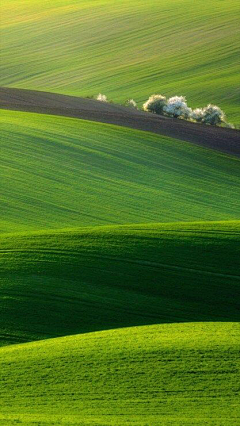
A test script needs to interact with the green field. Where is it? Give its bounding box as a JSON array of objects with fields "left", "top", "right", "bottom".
[
  {"left": 1, "top": 0, "right": 240, "bottom": 417},
  {"left": 1, "top": 220, "right": 240, "bottom": 346},
  {"left": 1, "top": 0, "right": 240, "bottom": 124},
  {"left": 0, "top": 106, "right": 240, "bottom": 423},
  {"left": 1, "top": 110, "right": 240, "bottom": 233},
  {"left": 0, "top": 323, "right": 239, "bottom": 424}
]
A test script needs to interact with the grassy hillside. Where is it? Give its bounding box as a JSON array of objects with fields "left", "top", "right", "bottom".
[
  {"left": 0, "top": 322, "right": 239, "bottom": 424},
  {"left": 1, "top": 2, "right": 239, "bottom": 422},
  {"left": 1, "top": 110, "right": 240, "bottom": 233},
  {"left": 1, "top": 0, "right": 240, "bottom": 124},
  {"left": 1, "top": 221, "right": 239, "bottom": 346}
]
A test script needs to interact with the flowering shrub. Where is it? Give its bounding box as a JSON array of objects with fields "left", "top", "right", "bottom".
[
  {"left": 142, "top": 93, "right": 231, "bottom": 127},
  {"left": 143, "top": 94, "right": 167, "bottom": 114},
  {"left": 191, "top": 108, "right": 205, "bottom": 123},
  {"left": 94, "top": 91, "right": 232, "bottom": 128},
  {"left": 126, "top": 99, "right": 138, "bottom": 109},
  {"left": 163, "top": 96, "right": 192, "bottom": 119},
  {"left": 97, "top": 93, "right": 108, "bottom": 102},
  {"left": 201, "top": 104, "right": 225, "bottom": 126},
  {"left": 191, "top": 105, "right": 226, "bottom": 125}
]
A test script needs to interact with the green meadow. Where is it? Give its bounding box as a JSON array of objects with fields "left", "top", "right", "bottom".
[
  {"left": 0, "top": 108, "right": 240, "bottom": 423},
  {"left": 1, "top": 220, "right": 239, "bottom": 346},
  {"left": 1, "top": 0, "right": 240, "bottom": 123},
  {"left": 0, "top": 323, "right": 239, "bottom": 424},
  {"left": 1, "top": 1, "right": 240, "bottom": 420},
  {"left": 1, "top": 110, "right": 240, "bottom": 233}
]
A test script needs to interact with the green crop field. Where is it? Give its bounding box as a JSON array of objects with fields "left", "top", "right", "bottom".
[
  {"left": 0, "top": 108, "right": 240, "bottom": 423},
  {"left": 1, "top": 110, "right": 240, "bottom": 233},
  {"left": 0, "top": 322, "right": 239, "bottom": 425},
  {"left": 1, "top": 1, "right": 240, "bottom": 421},
  {"left": 0, "top": 220, "right": 240, "bottom": 346},
  {"left": 1, "top": 0, "right": 240, "bottom": 124}
]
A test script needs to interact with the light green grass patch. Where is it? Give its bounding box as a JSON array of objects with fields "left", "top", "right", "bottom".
[
  {"left": 0, "top": 322, "right": 239, "bottom": 424},
  {"left": 1, "top": 0, "right": 240, "bottom": 123},
  {"left": 1, "top": 110, "right": 240, "bottom": 233}
]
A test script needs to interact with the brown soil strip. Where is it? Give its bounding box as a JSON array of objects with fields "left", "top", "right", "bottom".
[{"left": 1, "top": 87, "right": 239, "bottom": 157}]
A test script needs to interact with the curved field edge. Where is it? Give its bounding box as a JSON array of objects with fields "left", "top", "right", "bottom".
[
  {"left": 1, "top": 109, "right": 240, "bottom": 233},
  {"left": 1, "top": 0, "right": 240, "bottom": 124},
  {"left": 1, "top": 220, "right": 240, "bottom": 346},
  {"left": 0, "top": 322, "right": 239, "bottom": 425},
  {"left": 1, "top": 88, "right": 240, "bottom": 158}
]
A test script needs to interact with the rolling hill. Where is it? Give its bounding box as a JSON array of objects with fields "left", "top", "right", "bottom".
[
  {"left": 1, "top": 0, "right": 240, "bottom": 124},
  {"left": 1, "top": 221, "right": 239, "bottom": 346},
  {"left": 1, "top": 1, "right": 240, "bottom": 424},
  {"left": 1, "top": 87, "right": 240, "bottom": 157},
  {"left": 0, "top": 322, "right": 239, "bottom": 424},
  {"left": 1, "top": 109, "right": 240, "bottom": 233}
]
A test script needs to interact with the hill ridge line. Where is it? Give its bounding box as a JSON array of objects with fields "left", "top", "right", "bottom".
[
  {"left": 0, "top": 219, "right": 239, "bottom": 238},
  {"left": 1, "top": 247, "right": 239, "bottom": 280},
  {"left": 1, "top": 87, "right": 240, "bottom": 157}
]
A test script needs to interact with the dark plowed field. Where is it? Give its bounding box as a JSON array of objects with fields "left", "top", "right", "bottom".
[{"left": 1, "top": 87, "right": 239, "bottom": 156}]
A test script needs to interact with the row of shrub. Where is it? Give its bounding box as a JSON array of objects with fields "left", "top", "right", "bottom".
[
  {"left": 96, "top": 93, "right": 233, "bottom": 127},
  {"left": 142, "top": 95, "right": 230, "bottom": 126}
]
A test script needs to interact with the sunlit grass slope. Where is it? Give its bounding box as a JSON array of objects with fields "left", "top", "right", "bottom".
[
  {"left": 1, "top": 110, "right": 240, "bottom": 233},
  {"left": 0, "top": 323, "right": 239, "bottom": 425},
  {"left": 1, "top": 221, "right": 239, "bottom": 346},
  {"left": 1, "top": 0, "right": 240, "bottom": 123}
]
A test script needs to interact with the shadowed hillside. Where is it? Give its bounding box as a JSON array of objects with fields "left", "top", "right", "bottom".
[{"left": 1, "top": 221, "right": 239, "bottom": 346}]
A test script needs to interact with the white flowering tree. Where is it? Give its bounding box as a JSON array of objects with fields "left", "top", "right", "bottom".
[
  {"left": 97, "top": 93, "right": 108, "bottom": 102},
  {"left": 163, "top": 96, "right": 192, "bottom": 119},
  {"left": 191, "top": 108, "right": 205, "bottom": 123},
  {"left": 126, "top": 99, "right": 138, "bottom": 109},
  {"left": 143, "top": 95, "right": 167, "bottom": 114},
  {"left": 191, "top": 105, "right": 226, "bottom": 126},
  {"left": 201, "top": 104, "right": 225, "bottom": 126}
]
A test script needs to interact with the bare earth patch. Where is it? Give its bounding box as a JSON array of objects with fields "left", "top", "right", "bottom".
[{"left": 1, "top": 87, "right": 240, "bottom": 157}]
